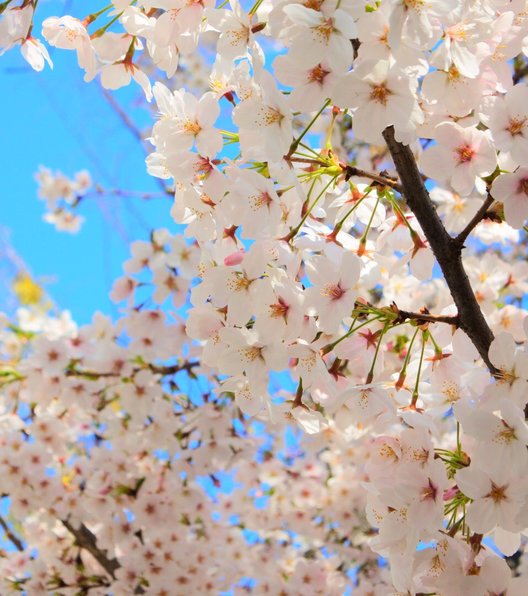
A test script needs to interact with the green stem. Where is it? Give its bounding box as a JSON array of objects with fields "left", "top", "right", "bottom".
[
  {"left": 288, "top": 99, "right": 331, "bottom": 157},
  {"left": 325, "top": 108, "right": 337, "bottom": 150},
  {"left": 298, "top": 142, "right": 322, "bottom": 158},
  {"left": 321, "top": 314, "right": 384, "bottom": 355},
  {"left": 396, "top": 326, "right": 420, "bottom": 388},
  {"left": 0, "top": 0, "right": 14, "bottom": 15},
  {"left": 91, "top": 9, "right": 126, "bottom": 38},
  {"left": 410, "top": 331, "right": 426, "bottom": 407},
  {"left": 427, "top": 329, "right": 443, "bottom": 356},
  {"left": 387, "top": 191, "right": 416, "bottom": 234},
  {"left": 333, "top": 184, "right": 374, "bottom": 233},
  {"left": 285, "top": 175, "right": 337, "bottom": 242},
  {"left": 357, "top": 193, "right": 380, "bottom": 254},
  {"left": 365, "top": 321, "right": 390, "bottom": 384},
  {"left": 248, "top": 0, "right": 264, "bottom": 15},
  {"left": 84, "top": 2, "right": 113, "bottom": 24}
]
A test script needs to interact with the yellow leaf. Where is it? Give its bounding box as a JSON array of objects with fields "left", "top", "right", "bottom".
[
  {"left": 61, "top": 471, "right": 74, "bottom": 487},
  {"left": 13, "top": 274, "right": 43, "bottom": 305}
]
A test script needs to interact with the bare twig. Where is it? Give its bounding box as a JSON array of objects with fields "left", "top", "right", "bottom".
[
  {"left": 513, "top": 60, "right": 528, "bottom": 84},
  {"left": 66, "top": 360, "right": 199, "bottom": 380},
  {"left": 99, "top": 85, "right": 146, "bottom": 147},
  {"left": 62, "top": 520, "right": 120, "bottom": 578},
  {"left": 344, "top": 165, "right": 403, "bottom": 193},
  {"left": 396, "top": 309, "right": 460, "bottom": 327},
  {"left": 148, "top": 361, "right": 200, "bottom": 376},
  {"left": 99, "top": 84, "right": 172, "bottom": 196},
  {"left": 382, "top": 126, "right": 498, "bottom": 374},
  {"left": 0, "top": 514, "right": 24, "bottom": 551},
  {"left": 454, "top": 194, "right": 495, "bottom": 247},
  {"left": 62, "top": 520, "right": 146, "bottom": 593}
]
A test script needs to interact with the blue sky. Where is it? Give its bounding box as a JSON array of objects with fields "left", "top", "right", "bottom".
[{"left": 1, "top": 0, "right": 169, "bottom": 323}]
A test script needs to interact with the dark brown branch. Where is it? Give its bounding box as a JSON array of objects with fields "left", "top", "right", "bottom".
[
  {"left": 397, "top": 309, "right": 459, "bottom": 327},
  {"left": 148, "top": 361, "right": 200, "bottom": 376},
  {"left": 66, "top": 360, "right": 199, "bottom": 379},
  {"left": 62, "top": 520, "right": 120, "bottom": 579},
  {"left": 382, "top": 126, "right": 498, "bottom": 373},
  {"left": 0, "top": 514, "right": 24, "bottom": 551},
  {"left": 62, "top": 520, "right": 147, "bottom": 593},
  {"left": 344, "top": 165, "right": 403, "bottom": 193},
  {"left": 513, "top": 61, "right": 528, "bottom": 84},
  {"left": 454, "top": 194, "right": 495, "bottom": 247}
]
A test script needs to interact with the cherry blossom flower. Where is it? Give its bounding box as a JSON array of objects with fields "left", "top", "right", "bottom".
[
  {"left": 20, "top": 37, "right": 52, "bottom": 72},
  {"left": 491, "top": 167, "right": 528, "bottom": 228},
  {"left": 206, "top": 0, "right": 253, "bottom": 63},
  {"left": 280, "top": 2, "right": 357, "bottom": 74},
  {"left": 273, "top": 55, "right": 339, "bottom": 112},
  {"left": 233, "top": 70, "right": 292, "bottom": 162},
  {"left": 152, "top": 82, "right": 222, "bottom": 157},
  {"left": 304, "top": 252, "right": 361, "bottom": 333},
  {"left": 100, "top": 61, "right": 152, "bottom": 101},
  {"left": 332, "top": 59, "right": 423, "bottom": 144},
  {"left": 42, "top": 16, "right": 95, "bottom": 79},
  {"left": 7, "top": 0, "right": 528, "bottom": 592},
  {"left": 455, "top": 464, "right": 527, "bottom": 534},
  {"left": 483, "top": 84, "right": 528, "bottom": 166},
  {"left": 420, "top": 122, "right": 497, "bottom": 196}
]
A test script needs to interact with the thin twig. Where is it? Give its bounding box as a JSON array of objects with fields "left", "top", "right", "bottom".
[
  {"left": 99, "top": 84, "right": 171, "bottom": 196},
  {"left": 148, "top": 361, "right": 200, "bottom": 376},
  {"left": 454, "top": 194, "right": 495, "bottom": 247},
  {"left": 99, "top": 85, "right": 145, "bottom": 146},
  {"left": 0, "top": 514, "right": 24, "bottom": 551},
  {"left": 344, "top": 165, "right": 403, "bottom": 193},
  {"left": 62, "top": 520, "right": 146, "bottom": 593},
  {"left": 66, "top": 360, "right": 199, "bottom": 380},
  {"left": 513, "top": 61, "right": 528, "bottom": 84},
  {"left": 62, "top": 520, "right": 120, "bottom": 578},
  {"left": 397, "top": 310, "right": 460, "bottom": 326}
]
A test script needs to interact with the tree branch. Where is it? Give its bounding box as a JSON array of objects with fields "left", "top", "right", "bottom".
[
  {"left": 513, "top": 60, "right": 528, "bottom": 84},
  {"left": 148, "top": 361, "right": 200, "bottom": 376},
  {"left": 344, "top": 165, "right": 403, "bottom": 193},
  {"left": 382, "top": 126, "right": 498, "bottom": 373},
  {"left": 454, "top": 193, "right": 495, "bottom": 247},
  {"left": 66, "top": 360, "right": 199, "bottom": 380},
  {"left": 396, "top": 309, "right": 460, "bottom": 327},
  {"left": 0, "top": 514, "right": 24, "bottom": 551},
  {"left": 62, "top": 520, "right": 120, "bottom": 579}
]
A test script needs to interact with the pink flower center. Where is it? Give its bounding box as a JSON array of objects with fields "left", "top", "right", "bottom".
[
  {"left": 486, "top": 481, "right": 508, "bottom": 504},
  {"left": 303, "top": 0, "right": 323, "bottom": 9},
  {"left": 507, "top": 116, "right": 526, "bottom": 136},
  {"left": 183, "top": 120, "right": 201, "bottom": 135},
  {"left": 250, "top": 191, "right": 273, "bottom": 210},
  {"left": 47, "top": 349, "right": 59, "bottom": 362},
  {"left": 307, "top": 64, "right": 330, "bottom": 85},
  {"left": 321, "top": 283, "right": 345, "bottom": 300},
  {"left": 421, "top": 478, "right": 438, "bottom": 502},
  {"left": 369, "top": 83, "right": 391, "bottom": 106},
  {"left": 455, "top": 144, "right": 475, "bottom": 164},
  {"left": 314, "top": 19, "right": 334, "bottom": 43},
  {"left": 269, "top": 298, "right": 289, "bottom": 320},
  {"left": 517, "top": 177, "right": 528, "bottom": 196}
]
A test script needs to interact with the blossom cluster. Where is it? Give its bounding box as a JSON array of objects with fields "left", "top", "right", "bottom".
[
  {"left": 35, "top": 167, "right": 92, "bottom": 233},
  {"left": 3, "top": 0, "right": 528, "bottom": 593}
]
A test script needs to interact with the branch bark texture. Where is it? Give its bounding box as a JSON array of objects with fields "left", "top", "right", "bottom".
[
  {"left": 382, "top": 126, "right": 497, "bottom": 373},
  {"left": 62, "top": 520, "right": 146, "bottom": 593},
  {"left": 62, "top": 520, "right": 120, "bottom": 578}
]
